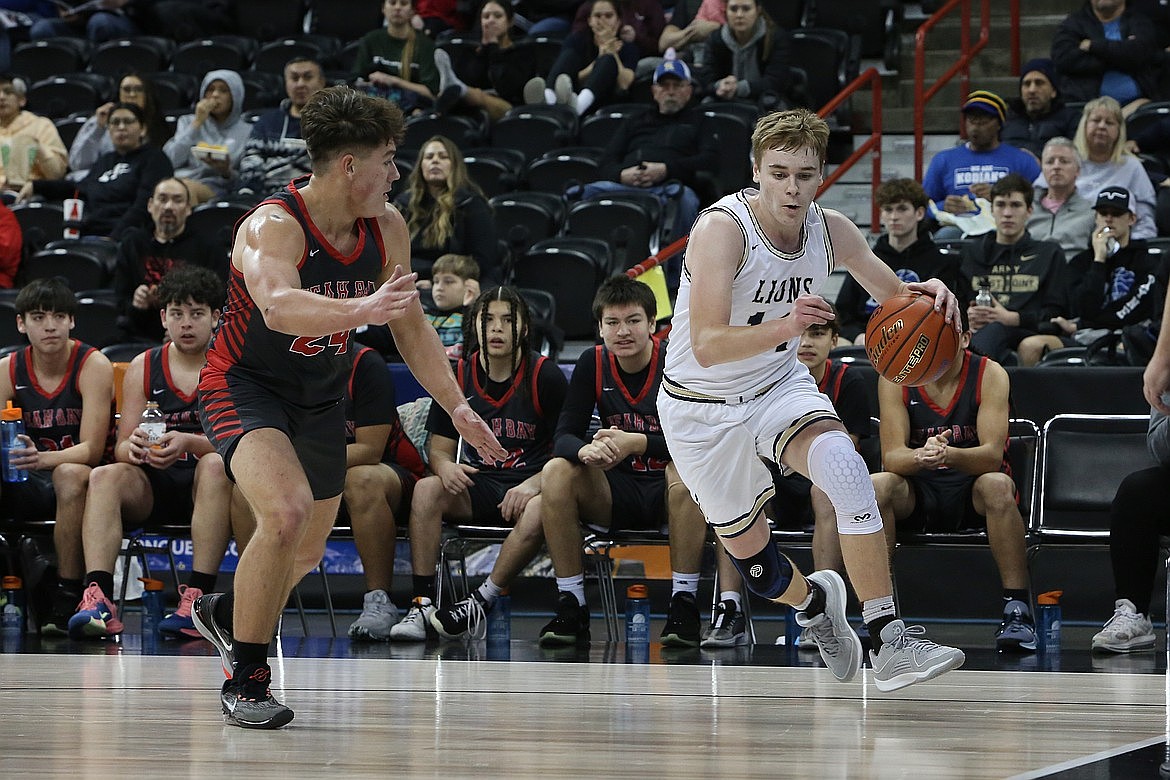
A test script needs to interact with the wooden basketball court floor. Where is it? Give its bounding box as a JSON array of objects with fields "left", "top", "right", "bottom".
[{"left": 2, "top": 621, "right": 1168, "bottom": 780}]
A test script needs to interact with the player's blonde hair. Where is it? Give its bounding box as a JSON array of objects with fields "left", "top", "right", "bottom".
[{"left": 751, "top": 108, "right": 829, "bottom": 169}]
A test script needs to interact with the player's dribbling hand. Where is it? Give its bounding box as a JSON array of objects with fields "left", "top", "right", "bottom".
[
  {"left": 906, "top": 278, "right": 960, "bottom": 332},
  {"left": 451, "top": 402, "right": 508, "bottom": 464},
  {"left": 366, "top": 265, "right": 420, "bottom": 325}
]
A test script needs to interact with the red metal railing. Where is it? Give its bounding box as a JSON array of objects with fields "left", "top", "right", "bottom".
[
  {"left": 816, "top": 67, "right": 883, "bottom": 231},
  {"left": 913, "top": 0, "right": 991, "bottom": 180}
]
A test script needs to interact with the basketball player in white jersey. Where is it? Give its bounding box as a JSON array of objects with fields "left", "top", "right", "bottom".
[{"left": 658, "top": 109, "right": 966, "bottom": 691}]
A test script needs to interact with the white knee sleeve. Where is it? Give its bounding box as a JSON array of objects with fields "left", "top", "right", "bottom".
[{"left": 805, "top": 430, "right": 883, "bottom": 535}]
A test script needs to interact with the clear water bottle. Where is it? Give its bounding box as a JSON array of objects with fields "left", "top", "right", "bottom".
[
  {"left": 975, "top": 279, "right": 994, "bottom": 308},
  {"left": 1037, "top": 590, "right": 1062, "bottom": 654},
  {"left": 139, "top": 577, "right": 164, "bottom": 639},
  {"left": 1, "top": 575, "right": 24, "bottom": 650},
  {"left": 140, "top": 400, "right": 165, "bottom": 450},
  {"left": 486, "top": 587, "right": 511, "bottom": 644},
  {"left": 625, "top": 584, "right": 650, "bottom": 644},
  {"left": 1102, "top": 227, "right": 1120, "bottom": 257},
  {"left": 1, "top": 400, "right": 28, "bottom": 483}
]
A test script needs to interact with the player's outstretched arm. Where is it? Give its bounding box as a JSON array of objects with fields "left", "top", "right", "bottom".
[
  {"left": 687, "top": 210, "right": 819, "bottom": 366},
  {"left": 827, "top": 210, "right": 959, "bottom": 328}
]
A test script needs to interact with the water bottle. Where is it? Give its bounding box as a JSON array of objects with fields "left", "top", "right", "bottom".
[
  {"left": 625, "top": 584, "right": 650, "bottom": 645},
  {"left": 1102, "top": 227, "right": 1120, "bottom": 257},
  {"left": 1, "top": 400, "right": 28, "bottom": 483},
  {"left": 784, "top": 605, "right": 801, "bottom": 650},
  {"left": 1037, "top": 590, "right": 1062, "bottom": 654},
  {"left": 486, "top": 587, "right": 511, "bottom": 644},
  {"left": 975, "top": 279, "right": 994, "bottom": 308},
  {"left": 139, "top": 577, "right": 164, "bottom": 640},
  {"left": 1, "top": 575, "right": 24, "bottom": 650},
  {"left": 140, "top": 400, "right": 165, "bottom": 449}
]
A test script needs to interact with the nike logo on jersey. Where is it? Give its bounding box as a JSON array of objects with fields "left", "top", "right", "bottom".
[
  {"left": 309, "top": 248, "right": 320, "bottom": 257},
  {"left": 13, "top": 385, "right": 27, "bottom": 390},
  {"left": 602, "top": 386, "right": 615, "bottom": 391},
  {"left": 153, "top": 388, "right": 166, "bottom": 395},
  {"left": 909, "top": 399, "right": 919, "bottom": 405}
]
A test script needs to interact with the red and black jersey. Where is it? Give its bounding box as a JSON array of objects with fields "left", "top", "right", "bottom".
[
  {"left": 429, "top": 350, "right": 567, "bottom": 476},
  {"left": 345, "top": 347, "right": 425, "bottom": 479},
  {"left": 9, "top": 340, "right": 96, "bottom": 453},
  {"left": 143, "top": 343, "right": 203, "bottom": 471},
  {"left": 903, "top": 350, "right": 1010, "bottom": 483},
  {"left": 594, "top": 338, "right": 668, "bottom": 475},
  {"left": 202, "top": 175, "right": 386, "bottom": 406}
]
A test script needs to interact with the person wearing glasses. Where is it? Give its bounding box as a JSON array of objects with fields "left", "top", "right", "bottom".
[
  {"left": 68, "top": 71, "right": 168, "bottom": 180},
  {"left": 17, "top": 102, "right": 172, "bottom": 238}
]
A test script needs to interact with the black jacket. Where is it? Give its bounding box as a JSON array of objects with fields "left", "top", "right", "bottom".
[
  {"left": 1001, "top": 97, "right": 1080, "bottom": 158},
  {"left": 395, "top": 187, "right": 500, "bottom": 286},
  {"left": 598, "top": 106, "right": 718, "bottom": 190},
  {"left": 1067, "top": 239, "right": 1166, "bottom": 329},
  {"left": 1050, "top": 3, "right": 1165, "bottom": 103},
  {"left": 960, "top": 233, "right": 1071, "bottom": 333}
]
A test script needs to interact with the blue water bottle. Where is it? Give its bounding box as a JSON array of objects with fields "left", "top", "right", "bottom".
[
  {"left": 139, "top": 577, "right": 164, "bottom": 644},
  {"left": 1, "top": 401, "right": 28, "bottom": 483},
  {"left": 1037, "top": 590, "right": 1062, "bottom": 654},
  {"left": 625, "top": 584, "right": 651, "bottom": 644},
  {"left": 784, "top": 605, "right": 801, "bottom": 651},
  {"left": 486, "top": 587, "right": 512, "bottom": 643},
  {"left": 1, "top": 575, "right": 24, "bottom": 651}
]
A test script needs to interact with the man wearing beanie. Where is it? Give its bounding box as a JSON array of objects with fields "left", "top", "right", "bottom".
[
  {"left": 922, "top": 89, "right": 1041, "bottom": 235},
  {"left": 1002, "top": 58, "right": 1079, "bottom": 158}
]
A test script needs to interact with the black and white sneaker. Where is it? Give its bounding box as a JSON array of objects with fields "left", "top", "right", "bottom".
[
  {"left": 661, "top": 591, "right": 701, "bottom": 648},
  {"left": 429, "top": 593, "right": 488, "bottom": 640},
  {"left": 192, "top": 593, "right": 235, "bottom": 678},
  {"left": 538, "top": 592, "right": 590, "bottom": 647},
  {"left": 221, "top": 663, "right": 294, "bottom": 729}
]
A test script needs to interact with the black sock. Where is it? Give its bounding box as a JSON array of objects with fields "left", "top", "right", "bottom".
[
  {"left": 1003, "top": 589, "right": 1030, "bottom": 606},
  {"left": 233, "top": 640, "right": 269, "bottom": 676},
  {"left": 867, "top": 615, "right": 896, "bottom": 644},
  {"left": 85, "top": 570, "right": 115, "bottom": 599},
  {"left": 57, "top": 578, "right": 82, "bottom": 599},
  {"left": 186, "top": 571, "right": 218, "bottom": 594},
  {"left": 803, "top": 582, "right": 826, "bottom": 618},
  {"left": 213, "top": 591, "right": 234, "bottom": 633},
  {"left": 412, "top": 575, "right": 435, "bottom": 601}
]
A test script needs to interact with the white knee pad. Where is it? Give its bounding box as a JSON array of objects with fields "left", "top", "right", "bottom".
[{"left": 805, "top": 430, "right": 883, "bottom": 535}]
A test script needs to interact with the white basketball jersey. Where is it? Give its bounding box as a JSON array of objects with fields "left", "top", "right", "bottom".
[{"left": 664, "top": 189, "right": 835, "bottom": 397}]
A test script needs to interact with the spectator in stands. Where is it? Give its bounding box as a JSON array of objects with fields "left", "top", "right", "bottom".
[
  {"left": 583, "top": 57, "right": 718, "bottom": 247},
  {"left": 353, "top": 0, "right": 440, "bottom": 115},
  {"left": 0, "top": 73, "right": 67, "bottom": 193},
  {"left": 425, "top": 253, "right": 479, "bottom": 359},
  {"left": 0, "top": 198, "right": 20, "bottom": 288},
  {"left": 1046, "top": 96, "right": 1159, "bottom": 240},
  {"left": 388, "top": 287, "right": 567, "bottom": 642},
  {"left": 656, "top": 0, "right": 722, "bottom": 68},
  {"left": 866, "top": 314, "right": 1037, "bottom": 653},
  {"left": 138, "top": 0, "right": 234, "bottom": 41},
  {"left": 524, "top": 0, "right": 639, "bottom": 117},
  {"left": 960, "top": 173, "right": 1070, "bottom": 365},
  {"left": 1001, "top": 58, "right": 1080, "bottom": 159},
  {"left": 417, "top": 0, "right": 469, "bottom": 37},
  {"left": 17, "top": 102, "right": 173, "bottom": 239},
  {"left": 922, "top": 90, "right": 1041, "bottom": 236},
  {"left": 431, "top": 0, "right": 530, "bottom": 122},
  {"left": 528, "top": 275, "right": 708, "bottom": 648},
  {"left": 707, "top": 311, "right": 873, "bottom": 648},
  {"left": 836, "top": 178, "right": 963, "bottom": 344},
  {"left": 112, "top": 177, "right": 226, "bottom": 343},
  {"left": 67, "top": 267, "right": 231, "bottom": 641},
  {"left": 69, "top": 72, "right": 168, "bottom": 182},
  {"left": 1089, "top": 404, "right": 1167, "bottom": 654},
  {"left": 340, "top": 345, "right": 429, "bottom": 641},
  {"left": 28, "top": 0, "right": 138, "bottom": 44},
  {"left": 569, "top": 0, "right": 664, "bottom": 63},
  {"left": 1018, "top": 186, "right": 1164, "bottom": 365},
  {"left": 0, "top": 278, "right": 113, "bottom": 635},
  {"left": 514, "top": 0, "right": 587, "bottom": 36},
  {"left": 238, "top": 57, "right": 327, "bottom": 201},
  {"left": 1027, "top": 136, "right": 1096, "bottom": 256},
  {"left": 394, "top": 136, "right": 499, "bottom": 286},
  {"left": 0, "top": 2, "right": 55, "bottom": 73},
  {"left": 696, "top": 0, "right": 796, "bottom": 111},
  {"left": 163, "top": 69, "right": 250, "bottom": 203},
  {"left": 1051, "top": 0, "right": 1166, "bottom": 111}
]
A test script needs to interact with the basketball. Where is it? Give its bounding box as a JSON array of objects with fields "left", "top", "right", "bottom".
[{"left": 864, "top": 293, "right": 960, "bottom": 386}]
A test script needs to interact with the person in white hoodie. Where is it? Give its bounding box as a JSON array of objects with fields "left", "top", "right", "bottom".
[{"left": 163, "top": 69, "right": 249, "bottom": 203}]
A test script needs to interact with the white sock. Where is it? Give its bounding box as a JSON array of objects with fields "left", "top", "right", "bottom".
[
  {"left": 862, "top": 596, "right": 896, "bottom": 624},
  {"left": 476, "top": 578, "right": 503, "bottom": 606},
  {"left": 544, "top": 88, "right": 556, "bottom": 105},
  {"left": 719, "top": 590, "right": 742, "bottom": 610},
  {"left": 575, "top": 88, "right": 595, "bottom": 115},
  {"left": 557, "top": 575, "right": 586, "bottom": 606},
  {"left": 672, "top": 571, "right": 699, "bottom": 597},
  {"left": 433, "top": 49, "right": 464, "bottom": 94}
]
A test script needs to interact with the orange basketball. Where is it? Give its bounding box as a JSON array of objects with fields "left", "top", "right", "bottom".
[{"left": 864, "top": 293, "right": 960, "bottom": 386}]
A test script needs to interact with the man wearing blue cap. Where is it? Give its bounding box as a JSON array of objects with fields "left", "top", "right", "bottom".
[
  {"left": 581, "top": 57, "right": 718, "bottom": 251},
  {"left": 1002, "top": 58, "right": 1080, "bottom": 158},
  {"left": 922, "top": 89, "right": 1042, "bottom": 236}
]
